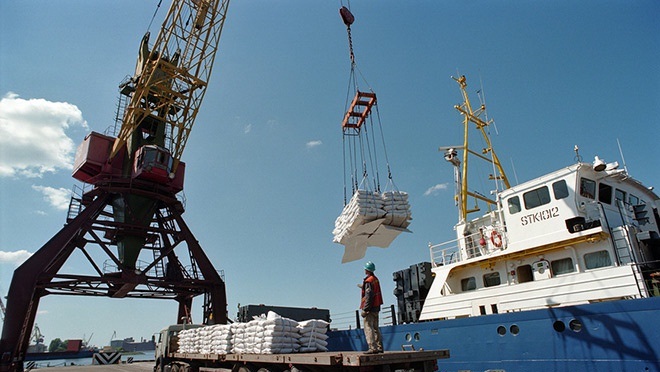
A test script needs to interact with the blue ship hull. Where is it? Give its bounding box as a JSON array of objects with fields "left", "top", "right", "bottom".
[{"left": 327, "top": 296, "right": 660, "bottom": 371}]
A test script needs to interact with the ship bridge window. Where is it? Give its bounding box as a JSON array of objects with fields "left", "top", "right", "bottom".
[
  {"left": 483, "top": 272, "right": 501, "bottom": 287},
  {"left": 615, "top": 189, "right": 626, "bottom": 203},
  {"left": 580, "top": 178, "right": 596, "bottom": 199},
  {"left": 629, "top": 194, "right": 640, "bottom": 206},
  {"left": 461, "top": 277, "right": 477, "bottom": 291},
  {"left": 552, "top": 180, "right": 569, "bottom": 200},
  {"left": 584, "top": 250, "right": 612, "bottom": 269},
  {"left": 523, "top": 186, "right": 551, "bottom": 209},
  {"left": 508, "top": 196, "right": 521, "bottom": 214},
  {"left": 598, "top": 183, "right": 612, "bottom": 204},
  {"left": 614, "top": 189, "right": 626, "bottom": 203},
  {"left": 550, "top": 257, "right": 575, "bottom": 275}
]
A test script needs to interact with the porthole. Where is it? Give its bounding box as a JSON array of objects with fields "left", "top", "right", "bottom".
[
  {"left": 553, "top": 320, "right": 566, "bottom": 333},
  {"left": 405, "top": 333, "right": 412, "bottom": 342},
  {"left": 510, "top": 324, "right": 520, "bottom": 335},
  {"left": 414, "top": 332, "right": 421, "bottom": 341},
  {"left": 569, "top": 319, "right": 583, "bottom": 332},
  {"left": 497, "top": 326, "right": 506, "bottom": 336}
]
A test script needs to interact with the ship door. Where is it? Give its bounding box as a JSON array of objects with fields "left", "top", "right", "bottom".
[
  {"left": 532, "top": 260, "right": 552, "bottom": 280},
  {"left": 516, "top": 264, "right": 533, "bottom": 283}
]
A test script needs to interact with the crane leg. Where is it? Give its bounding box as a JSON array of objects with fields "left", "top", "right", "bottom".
[{"left": 0, "top": 193, "right": 110, "bottom": 372}]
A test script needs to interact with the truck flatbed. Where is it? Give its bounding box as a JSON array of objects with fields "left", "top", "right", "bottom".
[{"left": 172, "top": 350, "right": 449, "bottom": 367}]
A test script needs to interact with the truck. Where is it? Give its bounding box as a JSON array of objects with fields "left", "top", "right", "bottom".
[{"left": 155, "top": 324, "right": 449, "bottom": 372}]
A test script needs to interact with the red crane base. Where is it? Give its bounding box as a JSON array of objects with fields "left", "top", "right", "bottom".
[{"left": 0, "top": 185, "right": 227, "bottom": 372}]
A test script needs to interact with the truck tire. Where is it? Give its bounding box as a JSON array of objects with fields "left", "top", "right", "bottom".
[
  {"left": 257, "top": 368, "right": 279, "bottom": 372},
  {"left": 236, "top": 364, "right": 257, "bottom": 372},
  {"left": 155, "top": 357, "right": 165, "bottom": 372}
]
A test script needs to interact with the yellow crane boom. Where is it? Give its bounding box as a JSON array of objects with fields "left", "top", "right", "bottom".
[{"left": 110, "top": 0, "right": 230, "bottom": 175}]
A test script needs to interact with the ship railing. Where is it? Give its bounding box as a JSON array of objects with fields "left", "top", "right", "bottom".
[
  {"left": 429, "top": 240, "right": 462, "bottom": 267},
  {"left": 631, "top": 260, "right": 660, "bottom": 298},
  {"left": 330, "top": 305, "right": 397, "bottom": 331},
  {"left": 430, "top": 229, "right": 508, "bottom": 267}
]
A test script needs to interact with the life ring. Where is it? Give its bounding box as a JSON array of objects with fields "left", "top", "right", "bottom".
[{"left": 490, "top": 231, "right": 503, "bottom": 247}]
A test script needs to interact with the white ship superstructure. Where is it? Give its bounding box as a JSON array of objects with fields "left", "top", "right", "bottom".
[{"left": 419, "top": 76, "right": 660, "bottom": 321}]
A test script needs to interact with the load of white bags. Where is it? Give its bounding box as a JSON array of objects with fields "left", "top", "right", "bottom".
[
  {"left": 232, "top": 312, "right": 301, "bottom": 354},
  {"left": 298, "top": 319, "right": 330, "bottom": 352},
  {"left": 177, "top": 312, "right": 330, "bottom": 355},
  {"left": 382, "top": 191, "right": 412, "bottom": 228},
  {"left": 333, "top": 189, "right": 412, "bottom": 263},
  {"left": 178, "top": 324, "right": 232, "bottom": 354}
]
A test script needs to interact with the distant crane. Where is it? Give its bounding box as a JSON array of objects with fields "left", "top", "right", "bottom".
[
  {"left": 83, "top": 333, "right": 94, "bottom": 349},
  {"left": 0, "top": 1, "right": 231, "bottom": 371},
  {"left": 30, "top": 325, "right": 44, "bottom": 347}
]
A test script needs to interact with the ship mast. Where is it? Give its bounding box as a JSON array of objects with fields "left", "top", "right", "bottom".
[{"left": 450, "top": 75, "right": 510, "bottom": 223}]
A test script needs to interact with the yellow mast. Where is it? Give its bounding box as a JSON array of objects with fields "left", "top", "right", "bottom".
[{"left": 452, "top": 75, "right": 510, "bottom": 222}]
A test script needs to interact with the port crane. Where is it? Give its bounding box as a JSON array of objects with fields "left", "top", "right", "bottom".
[{"left": 0, "top": 1, "right": 230, "bottom": 370}]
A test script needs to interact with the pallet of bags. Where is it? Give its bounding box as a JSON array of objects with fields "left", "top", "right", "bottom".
[
  {"left": 333, "top": 189, "right": 412, "bottom": 263},
  {"left": 332, "top": 190, "right": 385, "bottom": 245},
  {"left": 177, "top": 328, "right": 198, "bottom": 353},
  {"left": 243, "top": 319, "right": 262, "bottom": 354},
  {"left": 298, "top": 319, "right": 330, "bottom": 352},
  {"left": 382, "top": 191, "right": 412, "bottom": 228},
  {"left": 253, "top": 311, "right": 301, "bottom": 354},
  {"left": 198, "top": 326, "right": 216, "bottom": 354},
  {"left": 207, "top": 324, "right": 233, "bottom": 354},
  {"left": 362, "top": 190, "right": 412, "bottom": 248},
  {"left": 231, "top": 322, "right": 249, "bottom": 354}
]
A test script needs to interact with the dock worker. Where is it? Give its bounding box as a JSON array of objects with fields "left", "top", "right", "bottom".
[{"left": 360, "top": 261, "right": 383, "bottom": 354}]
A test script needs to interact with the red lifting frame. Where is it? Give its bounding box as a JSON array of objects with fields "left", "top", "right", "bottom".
[{"left": 342, "top": 91, "right": 377, "bottom": 130}]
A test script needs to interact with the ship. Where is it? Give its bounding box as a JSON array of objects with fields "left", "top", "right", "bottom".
[
  {"left": 327, "top": 75, "right": 660, "bottom": 371},
  {"left": 110, "top": 337, "right": 156, "bottom": 352},
  {"left": 25, "top": 339, "right": 96, "bottom": 361}
]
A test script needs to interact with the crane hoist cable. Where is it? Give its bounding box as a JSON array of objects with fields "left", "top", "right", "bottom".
[
  {"left": 338, "top": 5, "right": 398, "bottom": 205},
  {"left": 147, "top": 0, "right": 164, "bottom": 31}
]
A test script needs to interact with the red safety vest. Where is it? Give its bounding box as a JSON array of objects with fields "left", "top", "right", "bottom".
[{"left": 360, "top": 274, "right": 383, "bottom": 310}]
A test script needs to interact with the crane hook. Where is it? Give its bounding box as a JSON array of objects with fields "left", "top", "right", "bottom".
[{"left": 339, "top": 6, "right": 354, "bottom": 26}]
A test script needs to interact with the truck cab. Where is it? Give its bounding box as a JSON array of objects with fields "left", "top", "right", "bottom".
[{"left": 155, "top": 324, "right": 202, "bottom": 372}]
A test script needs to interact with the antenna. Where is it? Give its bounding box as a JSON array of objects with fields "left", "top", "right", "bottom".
[
  {"left": 509, "top": 158, "right": 520, "bottom": 185},
  {"left": 574, "top": 145, "right": 582, "bottom": 162},
  {"left": 617, "top": 138, "right": 629, "bottom": 174}
]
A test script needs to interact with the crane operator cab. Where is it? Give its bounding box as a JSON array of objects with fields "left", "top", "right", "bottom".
[{"left": 133, "top": 145, "right": 185, "bottom": 193}]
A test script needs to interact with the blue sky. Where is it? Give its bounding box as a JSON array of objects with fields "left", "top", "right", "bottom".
[{"left": 1, "top": 0, "right": 658, "bottom": 347}]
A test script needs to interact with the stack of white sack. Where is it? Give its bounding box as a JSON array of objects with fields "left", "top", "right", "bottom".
[
  {"left": 333, "top": 190, "right": 385, "bottom": 244},
  {"left": 178, "top": 327, "right": 201, "bottom": 353},
  {"left": 232, "top": 312, "right": 301, "bottom": 354},
  {"left": 177, "top": 325, "right": 233, "bottom": 354},
  {"left": 297, "top": 319, "right": 330, "bottom": 352},
  {"left": 204, "top": 324, "right": 233, "bottom": 354},
  {"left": 381, "top": 191, "right": 412, "bottom": 228},
  {"left": 231, "top": 322, "right": 250, "bottom": 353}
]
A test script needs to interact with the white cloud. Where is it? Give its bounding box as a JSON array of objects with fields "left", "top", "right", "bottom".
[
  {"left": 244, "top": 123, "right": 252, "bottom": 134},
  {"left": 424, "top": 183, "right": 449, "bottom": 196},
  {"left": 306, "top": 140, "right": 322, "bottom": 148},
  {"left": 0, "top": 250, "right": 32, "bottom": 266},
  {"left": 32, "top": 185, "right": 71, "bottom": 210},
  {"left": 0, "top": 92, "right": 88, "bottom": 178}
]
